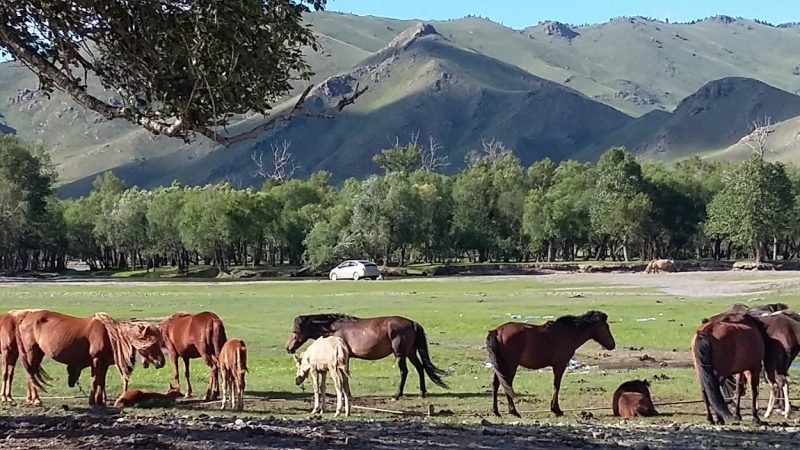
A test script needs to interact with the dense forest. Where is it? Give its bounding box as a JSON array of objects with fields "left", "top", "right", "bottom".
[{"left": 0, "top": 134, "right": 796, "bottom": 274}]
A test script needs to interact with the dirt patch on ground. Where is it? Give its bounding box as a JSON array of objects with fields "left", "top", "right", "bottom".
[{"left": 4, "top": 412, "right": 800, "bottom": 449}]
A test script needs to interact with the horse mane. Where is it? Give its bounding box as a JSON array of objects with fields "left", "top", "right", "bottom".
[
  {"left": 293, "top": 313, "right": 360, "bottom": 334},
  {"left": 93, "top": 313, "right": 159, "bottom": 382},
  {"left": 551, "top": 310, "right": 608, "bottom": 328}
]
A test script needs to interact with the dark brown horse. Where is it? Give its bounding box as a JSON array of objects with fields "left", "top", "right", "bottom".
[
  {"left": 486, "top": 310, "right": 616, "bottom": 417},
  {"left": 285, "top": 314, "right": 448, "bottom": 400},
  {"left": 15, "top": 310, "right": 166, "bottom": 407},
  {"left": 691, "top": 311, "right": 778, "bottom": 425},
  {"left": 612, "top": 379, "right": 657, "bottom": 418},
  {"left": 159, "top": 311, "right": 227, "bottom": 400}
]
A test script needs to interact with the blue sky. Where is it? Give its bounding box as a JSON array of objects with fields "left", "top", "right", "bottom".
[{"left": 328, "top": 0, "right": 800, "bottom": 29}]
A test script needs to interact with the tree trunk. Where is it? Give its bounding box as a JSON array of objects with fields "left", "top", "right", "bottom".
[
  {"left": 773, "top": 236, "right": 779, "bottom": 261},
  {"left": 622, "top": 241, "right": 629, "bottom": 262},
  {"left": 547, "top": 240, "right": 554, "bottom": 262}
]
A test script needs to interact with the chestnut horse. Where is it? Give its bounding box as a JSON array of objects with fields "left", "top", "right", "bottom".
[
  {"left": 159, "top": 311, "right": 227, "bottom": 400},
  {"left": 486, "top": 310, "right": 616, "bottom": 418},
  {"left": 15, "top": 310, "right": 166, "bottom": 407},
  {"left": 285, "top": 314, "right": 448, "bottom": 400},
  {"left": 612, "top": 379, "right": 658, "bottom": 418},
  {"left": 114, "top": 384, "right": 183, "bottom": 408},
  {"left": 691, "top": 311, "right": 778, "bottom": 425},
  {"left": 219, "top": 338, "right": 248, "bottom": 411},
  {"left": 0, "top": 309, "right": 44, "bottom": 404}
]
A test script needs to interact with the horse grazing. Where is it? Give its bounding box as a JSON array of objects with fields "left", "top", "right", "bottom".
[
  {"left": 643, "top": 259, "right": 677, "bottom": 274},
  {"left": 612, "top": 379, "right": 658, "bottom": 418},
  {"left": 113, "top": 384, "right": 183, "bottom": 408},
  {"left": 219, "top": 338, "right": 248, "bottom": 411},
  {"left": 691, "top": 311, "right": 778, "bottom": 425},
  {"left": 15, "top": 310, "right": 166, "bottom": 407},
  {"left": 285, "top": 313, "right": 448, "bottom": 400},
  {"left": 159, "top": 311, "right": 227, "bottom": 401},
  {"left": 486, "top": 310, "right": 616, "bottom": 418},
  {"left": 294, "top": 335, "right": 352, "bottom": 417}
]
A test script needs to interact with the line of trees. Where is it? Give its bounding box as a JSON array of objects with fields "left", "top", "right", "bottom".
[{"left": 1, "top": 133, "right": 799, "bottom": 274}]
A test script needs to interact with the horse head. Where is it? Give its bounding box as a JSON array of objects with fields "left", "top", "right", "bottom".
[
  {"left": 133, "top": 322, "right": 166, "bottom": 369},
  {"left": 588, "top": 311, "right": 616, "bottom": 351},
  {"left": 293, "top": 353, "right": 310, "bottom": 385}
]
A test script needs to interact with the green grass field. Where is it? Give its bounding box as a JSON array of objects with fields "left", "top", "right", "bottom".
[{"left": 1, "top": 271, "right": 797, "bottom": 425}]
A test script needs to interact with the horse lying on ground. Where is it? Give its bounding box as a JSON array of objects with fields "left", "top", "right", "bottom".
[
  {"left": 643, "top": 259, "right": 677, "bottom": 274},
  {"left": 159, "top": 311, "right": 227, "bottom": 401},
  {"left": 15, "top": 310, "right": 166, "bottom": 407},
  {"left": 286, "top": 313, "right": 447, "bottom": 400},
  {"left": 294, "top": 335, "right": 352, "bottom": 417},
  {"left": 486, "top": 310, "right": 616, "bottom": 418},
  {"left": 219, "top": 338, "right": 248, "bottom": 411},
  {"left": 113, "top": 385, "right": 183, "bottom": 408},
  {"left": 612, "top": 379, "right": 658, "bottom": 418}
]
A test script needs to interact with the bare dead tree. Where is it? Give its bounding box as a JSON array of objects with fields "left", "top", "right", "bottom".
[
  {"left": 421, "top": 135, "right": 450, "bottom": 172},
  {"left": 481, "top": 138, "right": 508, "bottom": 159},
  {"left": 742, "top": 116, "right": 774, "bottom": 159},
  {"left": 251, "top": 140, "right": 300, "bottom": 181}
]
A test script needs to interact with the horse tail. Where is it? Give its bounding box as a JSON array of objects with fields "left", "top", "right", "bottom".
[
  {"left": 14, "top": 318, "right": 51, "bottom": 391},
  {"left": 413, "top": 322, "right": 448, "bottom": 389},
  {"left": 237, "top": 342, "right": 248, "bottom": 374},
  {"left": 211, "top": 318, "right": 227, "bottom": 367},
  {"left": 486, "top": 329, "right": 515, "bottom": 399},
  {"left": 692, "top": 331, "right": 731, "bottom": 419}
]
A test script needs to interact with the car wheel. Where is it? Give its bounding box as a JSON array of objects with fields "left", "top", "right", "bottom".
[
  {"left": 331, "top": 273, "right": 337, "bottom": 281},
  {"left": 370, "top": 276, "right": 378, "bottom": 280},
  {"left": 353, "top": 272, "right": 360, "bottom": 281}
]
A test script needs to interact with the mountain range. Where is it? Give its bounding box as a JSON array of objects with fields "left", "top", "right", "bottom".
[{"left": 2, "top": 13, "right": 800, "bottom": 197}]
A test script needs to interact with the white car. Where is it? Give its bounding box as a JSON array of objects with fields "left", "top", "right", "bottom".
[{"left": 329, "top": 260, "right": 382, "bottom": 281}]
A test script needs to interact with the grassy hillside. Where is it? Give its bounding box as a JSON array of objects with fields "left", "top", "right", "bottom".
[{"left": 5, "top": 12, "right": 800, "bottom": 196}]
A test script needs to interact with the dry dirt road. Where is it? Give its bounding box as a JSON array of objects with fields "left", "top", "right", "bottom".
[{"left": 3, "top": 412, "right": 800, "bottom": 450}]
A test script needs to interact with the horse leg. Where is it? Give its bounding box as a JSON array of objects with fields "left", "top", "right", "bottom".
[
  {"left": 220, "top": 370, "right": 228, "bottom": 410},
  {"left": 550, "top": 364, "right": 567, "bottom": 417},
  {"left": 764, "top": 371, "right": 778, "bottom": 419},
  {"left": 491, "top": 373, "right": 502, "bottom": 417},
  {"left": 342, "top": 369, "right": 351, "bottom": 417},
  {"left": 182, "top": 356, "right": 193, "bottom": 398},
  {"left": 700, "top": 388, "right": 716, "bottom": 425},
  {"left": 23, "top": 345, "right": 45, "bottom": 406},
  {"left": 310, "top": 371, "right": 321, "bottom": 415},
  {"left": 407, "top": 352, "right": 427, "bottom": 398},
  {"left": 746, "top": 370, "right": 762, "bottom": 425},
  {"left": 392, "top": 356, "right": 409, "bottom": 401},
  {"left": 733, "top": 373, "right": 743, "bottom": 421},
  {"left": 2, "top": 348, "right": 17, "bottom": 403},
  {"left": 319, "top": 371, "right": 328, "bottom": 414},
  {"left": 781, "top": 374, "right": 791, "bottom": 419},
  {"left": 202, "top": 354, "right": 218, "bottom": 401},
  {"left": 332, "top": 369, "right": 343, "bottom": 417}
]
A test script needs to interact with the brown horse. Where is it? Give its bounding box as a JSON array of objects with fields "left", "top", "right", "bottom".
[
  {"left": 643, "top": 259, "right": 677, "bottom": 274},
  {"left": 159, "top": 311, "right": 227, "bottom": 401},
  {"left": 15, "top": 310, "right": 166, "bottom": 407},
  {"left": 612, "top": 379, "right": 658, "bottom": 418},
  {"left": 113, "top": 384, "right": 183, "bottom": 408},
  {"left": 691, "top": 311, "right": 777, "bottom": 425},
  {"left": 285, "top": 314, "right": 448, "bottom": 400},
  {"left": 0, "top": 309, "right": 44, "bottom": 404},
  {"left": 219, "top": 338, "right": 248, "bottom": 411},
  {"left": 486, "top": 310, "right": 616, "bottom": 417}
]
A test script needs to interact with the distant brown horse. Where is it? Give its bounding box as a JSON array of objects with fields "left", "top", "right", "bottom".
[
  {"left": 219, "top": 338, "right": 248, "bottom": 411},
  {"left": 612, "top": 379, "right": 658, "bottom": 418},
  {"left": 159, "top": 311, "right": 227, "bottom": 401},
  {"left": 113, "top": 384, "right": 183, "bottom": 408},
  {"left": 285, "top": 314, "right": 448, "bottom": 400},
  {"left": 643, "top": 259, "right": 677, "bottom": 274},
  {"left": 486, "top": 310, "right": 616, "bottom": 417},
  {"left": 691, "top": 311, "right": 777, "bottom": 425},
  {"left": 15, "top": 310, "right": 166, "bottom": 407},
  {"left": 0, "top": 309, "right": 44, "bottom": 404}
]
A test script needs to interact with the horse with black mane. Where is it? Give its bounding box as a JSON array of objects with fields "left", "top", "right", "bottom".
[
  {"left": 285, "top": 313, "right": 448, "bottom": 400},
  {"left": 485, "top": 310, "right": 616, "bottom": 418}
]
